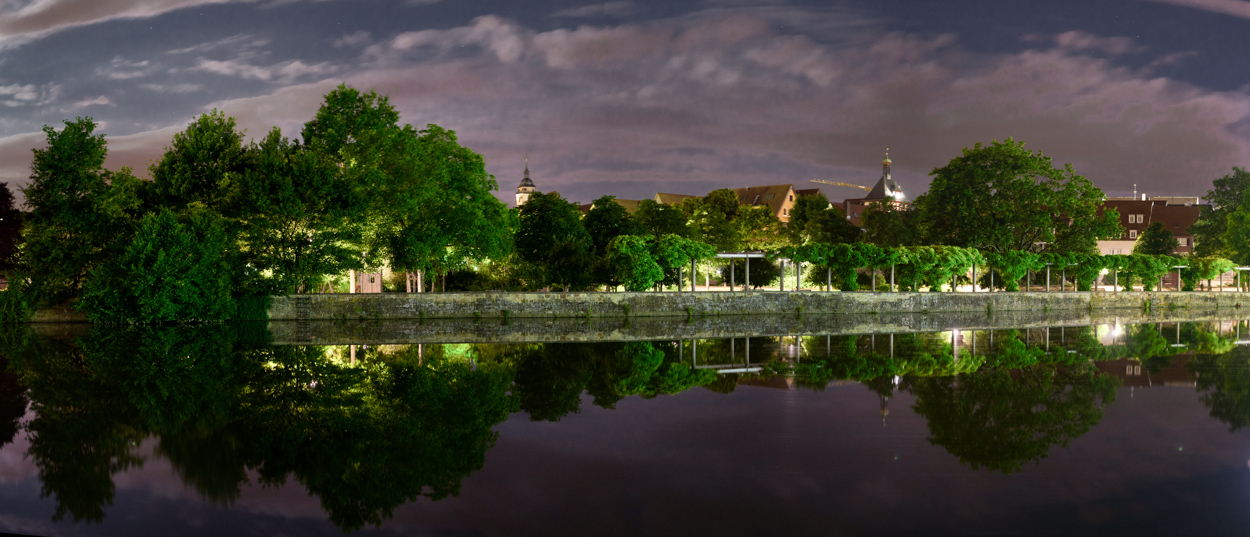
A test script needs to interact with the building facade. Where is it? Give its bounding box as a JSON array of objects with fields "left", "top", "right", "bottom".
[{"left": 1097, "top": 197, "right": 1204, "bottom": 255}]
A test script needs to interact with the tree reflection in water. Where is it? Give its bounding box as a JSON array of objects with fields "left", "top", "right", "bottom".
[
  {"left": 0, "top": 327, "right": 716, "bottom": 530},
  {"left": 5, "top": 321, "right": 1250, "bottom": 529},
  {"left": 3, "top": 325, "right": 518, "bottom": 530},
  {"left": 794, "top": 329, "right": 1120, "bottom": 473}
]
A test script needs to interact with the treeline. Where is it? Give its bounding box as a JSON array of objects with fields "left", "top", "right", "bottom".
[
  {"left": 4, "top": 85, "right": 515, "bottom": 323},
  {"left": 8, "top": 88, "right": 1250, "bottom": 322},
  {"left": 771, "top": 244, "right": 1241, "bottom": 292}
]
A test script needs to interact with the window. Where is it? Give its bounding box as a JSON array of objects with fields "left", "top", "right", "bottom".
[
  {"left": 764, "top": 194, "right": 774, "bottom": 201},
  {"left": 783, "top": 208, "right": 789, "bottom": 216},
  {"left": 1180, "top": 237, "right": 1188, "bottom": 246},
  {"left": 789, "top": 195, "right": 794, "bottom": 201},
  {"left": 1129, "top": 230, "right": 1138, "bottom": 239}
]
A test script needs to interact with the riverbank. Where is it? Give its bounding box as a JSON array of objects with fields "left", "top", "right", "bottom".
[
  {"left": 29, "top": 290, "right": 1250, "bottom": 324},
  {"left": 264, "top": 290, "right": 1250, "bottom": 322},
  {"left": 26, "top": 301, "right": 1248, "bottom": 344}
]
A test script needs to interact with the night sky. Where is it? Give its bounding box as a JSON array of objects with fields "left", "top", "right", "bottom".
[{"left": 1, "top": 0, "right": 1249, "bottom": 206}]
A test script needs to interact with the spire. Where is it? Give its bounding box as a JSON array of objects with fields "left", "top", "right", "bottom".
[
  {"left": 518, "top": 155, "right": 535, "bottom": 189},
  {"left": 882, "top": 148, "right": 892, "bottom": 176}
]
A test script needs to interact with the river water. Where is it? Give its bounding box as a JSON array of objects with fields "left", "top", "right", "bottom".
[{"left": 0, "top": 320, "right": 1248, "bottom": 536}]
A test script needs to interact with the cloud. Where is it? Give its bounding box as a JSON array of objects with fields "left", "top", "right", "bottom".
[
  {"left": 191, "top": 57, "right": 338, "bottom": 83},
  {"left": 70, "top": 95, "right": 112, "bottom": 108},
  {"left": 140, "top": 82, "right": 204, "bottom": 93},
  {"left": 1150, "top": 0, "right": 1250, "bottom": 19},
  {"left": 332, "top": 30, "right": 370, "bottom": 49},
  {"left": 0, "top": 0, "right": 253, "bottom": 47},
  {"left": 0, "top": 82, "right": 58, "bottom": 107},
  {"left": 96, "top": 55, "right": 159, "bottom": 79},
  {"left": 167, "top": 33, "right": 268, "bottom": 55},
  {"left": 344, "top": 15, "right": 1250, "bottom": 203},
  {"left": 4, "top": 13, "right": 1247, "bottom": 209},
  {"left": 551, "top": 1, "right": 637, "bottom": 18},
  {"left": 1052, "top": 30, "right": 1141, "bottom": 55}
]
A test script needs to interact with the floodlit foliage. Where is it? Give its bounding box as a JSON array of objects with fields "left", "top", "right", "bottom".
[{"left": 915, "top": 138, "right": 1121, "bottom": 254}]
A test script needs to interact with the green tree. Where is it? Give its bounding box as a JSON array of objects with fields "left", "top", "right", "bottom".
[
  {"left": 682, "top": 188, "right": 740, "bottom": 219},
  {"left": 381, "top": 125, "right": 514, "bottom": 277},
  {"left": 233, "top": 128, "right": 365, "bottom": 294},
  {"left": 687, "top": 205, "right": 739, "bottom": 251},
  {"left": 150, "top": 110, "right": 246, "bottom": 213},
  {"left": 20, "top": 118, "right": 141, "bottom": 304},
  {"left": 860, "top": 201, "right": 914, "bottom": 247},
  {"left": 515, "top": 192, "right": 594, "bottom": 291},
  {"left": 1222, "top": 188, "right": 1250, "bottom": 267},
  {"left": 607, "top": 235, "right": 664, "bottom": 291},
  {"left": 787, "top": 192, "right": 860, "bottom": 246},
  {"left": 0, "top": 183, "right": 23, "bottom": 278},
  {"left": 583, "top": 196, "right": 638, "bottom": 256},
  {"left": 651, "top": 234, "right": 715, "bottom": 287},
  {"left": 1190, "top": 167, "right": 1250, "bottom": 257},
  {"left": 737, "top": 205, "right": 786, "bottom": 251},
  {"left": 915, "top": 139, "right": 1121, "bottom": 254},
  {"left": 81, "top": 209, "right": 236, "bottom": 323},
  {"left": 634, "top": 199, "right": 688, "bottom": 238},
  {"left": 302, "top": 87, "right": 512, "bottom": 277},
  {"left": 1133, "top": 222, "right": 1179, "bottom": 255}
]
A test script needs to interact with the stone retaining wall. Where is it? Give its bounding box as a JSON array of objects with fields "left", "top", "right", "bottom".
[{"left": 266, "top": 290, "right": 1250, "bottom": 321}]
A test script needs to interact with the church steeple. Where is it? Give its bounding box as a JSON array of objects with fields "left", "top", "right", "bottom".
[
  {"left": 865, "top": 148, "right": 904, "bottom": 201},
  {"left": 516, "top": 155, "right": 536, "bottom": 207}
]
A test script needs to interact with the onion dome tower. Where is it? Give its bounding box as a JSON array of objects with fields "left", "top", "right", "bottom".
[
  {"left": 516, "top": 156, "right": 536, "bottom": 207},
  {"left": 864, "top": 149, "right": 904, "bottom": 201}
]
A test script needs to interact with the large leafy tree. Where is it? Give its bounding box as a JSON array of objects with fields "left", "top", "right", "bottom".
[
  {"left": 737, "top": 205, "right": 786, "bottom": 251},
  {"left": 682, "top": 189, "right": 741, "bottom": 251},
  {"left": 21, "top": 118, "right": 142, "bottom": 303},
  {"left": 150, "top": 110, "right": 246, "bottom": 213},
  {"left": 915, "top": 139, "right": 1121, "bottom": 254},
  {"left": 607, "top": 235, "right": 664, "bottom": 291},
  {"left": 232, "top": 128, "right": 365, "bottom": 294},
  {"left": 583, "top": 195, "right": 638, "bottom": 256},
  {"left": 381, "top": 125, "right": 514, "bottom": 276},
  {"left": 302, "top": 86, "right": 511, "bottom": 275},
  {"left": 634, "top": 199, "right": 687, "bottom": 238},
  {"left": 1190, "top": 167, "right": 1250, "bottom": 257},
  {"left": 514, "top": 192, "right": 594, "bottom": 290},
  {"left": 786, "top": 192, "right": 860, "bottom": 246},
  {"left": 1133, "top": 221, "right": 1179, "bottom": 256},
  {"left": 81, "top": 209, "right": 236, "bottom": 323},
  {"left": 860, "top": 201, "right": 915, "bottom": 247},
  {"left": 0, "top": 183, "right": 23, "bottom": 278}
]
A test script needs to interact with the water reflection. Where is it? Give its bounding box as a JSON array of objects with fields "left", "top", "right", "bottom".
[{"left": 0, "top": 320, "right": 1249, "bottom": 531}]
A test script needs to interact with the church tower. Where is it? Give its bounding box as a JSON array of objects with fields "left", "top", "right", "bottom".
[
  {"left": 516, "top": 156, "right": 536, "bottom": 207},
  {"left": 864, "top": 149, "right": 904, "bottom": 201}
]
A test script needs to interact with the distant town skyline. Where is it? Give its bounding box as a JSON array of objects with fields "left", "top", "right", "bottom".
[{"left": 1, "top": 0, "right": 1249, "bottom": 206}]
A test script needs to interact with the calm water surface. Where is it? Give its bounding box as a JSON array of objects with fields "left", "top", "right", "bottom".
[{"left": 0, "top": 321, "right": 1249, "bottom": 536}]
